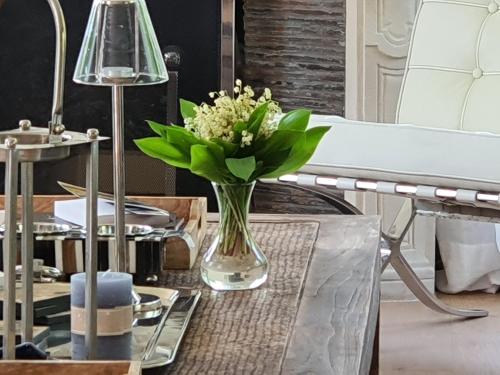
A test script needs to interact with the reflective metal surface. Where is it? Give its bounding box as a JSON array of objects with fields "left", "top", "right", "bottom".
[
  {"left": 97, "top": 224, "right": 154, "bottom": 237},
  {"left": 46, "top": 287, "right": 195, "bottom": 370},
  {"left": 0, "top": 0, "right": 105, "bottom": 359},
  {"left": 46, "top": 0, "right": 66, "bottom": 130},
  {"left": 84, "top": 132, "right": 100, "bottom": 359},
  {"left": 382, "top": 200, "right": 488, "bottom": 318},
  {"left": 134, "top": 293, "right": 163, "bottom": 321},
  {"left": 0, "top": 127, "right": 108, "bottom": 163},
  {"left": 0, "top": 223, "right": 71, "bottom": 235},
  {"left": 112, "top": 85, "right": 127, "bottom": 273},
  {"left": 15, "top": 265, "right": 64, "bottom": 282},
  {"left": 139, "top": 289, "right": 201, "bottom": 368},
  {"left": 275, "top": 173, "right": 500, "bottom": 211},
  {"left": 3, "top": 139, "right": 18, "bottom": 359},
  {"left": 220, "top": 0, "right": 235, "bottom": 93},
  {"left": 273, "top": 174, "right": 491, "bottom": 318},
  {"left": 21, "top": 162, "right": 34, "bottom": 343}
]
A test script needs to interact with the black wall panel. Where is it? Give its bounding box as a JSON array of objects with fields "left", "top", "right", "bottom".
[{"left": 0, "top": 0, "right": 220, "bottom": 197}]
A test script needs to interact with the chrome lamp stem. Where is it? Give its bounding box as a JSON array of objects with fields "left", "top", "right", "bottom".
[
  {"left": 21, "top": 162, "right": 34, "bottom": 343},
  {"left": 85, "top": 129, "right": 100, "bottom": 359},
  {"left": 220, "top": 0, "right": 235, "bottom": 93},
  {"left": 3, "top": 138, "right": 18, "bottom": 360},
  {"left": 112, "top": 85, "right": 127, "bottom": 273},
  {"left": 46, "top": 0, "right": 66, "bottom": 130}
]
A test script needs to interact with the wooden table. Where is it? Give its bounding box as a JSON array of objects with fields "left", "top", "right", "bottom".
[
  {"left": 151, "top": 214, "right": 381, "bottom": 375},
  {"left": 279, "top": 215, "right": 380, "bottom": 375}
]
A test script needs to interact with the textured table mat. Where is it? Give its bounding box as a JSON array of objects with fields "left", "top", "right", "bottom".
[{"left": 161, "top": 220, "right": 320, "bottom": 375}]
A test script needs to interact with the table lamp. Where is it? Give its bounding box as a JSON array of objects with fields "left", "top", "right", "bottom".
[{"left": 74, "top": 0, "right": 168, "bottom": 272}]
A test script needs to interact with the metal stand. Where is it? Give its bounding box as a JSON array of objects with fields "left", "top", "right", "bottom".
[
  {"left": 84, "top": 129, "right": 100, "bottom": 359},
  {"left": 0, "top": 128, "right": 104, "bottom": 359},
  {"left": 3, "top": 138, "right": 19, "bottom": 359},
  {"left": 0, "top": 0, "right": 106, "bottom": 360},
  {"left": 384, "top": 200, "right": 488, "bottom": 318},
  {"left": 220, "top": 0, "right": 235, "bottom": 92},
  {"left": 270, "top": 179, "right": 489, "bottom": 319},
  {"left": 112, "top": 85, "right": 127, "bottom": 273},
  {"left": 21, "top": 162, "right": 34, "bottom": 343}
]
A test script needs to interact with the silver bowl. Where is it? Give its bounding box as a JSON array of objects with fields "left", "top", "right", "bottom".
[{"left": 0, "top": 131, "right": 72, "bottom": 162}]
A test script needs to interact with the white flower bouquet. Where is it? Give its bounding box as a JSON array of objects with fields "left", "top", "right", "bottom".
[
  {"left": 134, "top": 80, "right": 330, "bottom": 184},
  {"left": 135, "top": 81, "right": 330, "bottom": 290}
]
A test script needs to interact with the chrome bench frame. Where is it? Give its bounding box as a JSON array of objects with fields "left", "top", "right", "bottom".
[{"left": 266, "top": 173, "right": 494, "bottom": 318}]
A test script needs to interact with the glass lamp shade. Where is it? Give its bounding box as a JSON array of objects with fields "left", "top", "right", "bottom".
[{"left": 73, "top": 0, "right": 168, "bottom": 86}]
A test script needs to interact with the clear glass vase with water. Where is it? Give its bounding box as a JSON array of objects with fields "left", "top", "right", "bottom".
[{"left": 200, "top": 182, "right": 268, "bottom": 291}]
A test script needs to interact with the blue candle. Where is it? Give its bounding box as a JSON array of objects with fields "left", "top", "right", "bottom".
[{"left": 71, "top": 272, "right": 133, "bottom": 360}]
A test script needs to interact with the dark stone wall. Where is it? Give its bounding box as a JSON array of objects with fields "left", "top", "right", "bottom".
[
  {"left": 242, "top": 0, "right": 346, "bottom": 115},
  {"left": 242, "top": 0, "right": 346, "bottom": 213}
]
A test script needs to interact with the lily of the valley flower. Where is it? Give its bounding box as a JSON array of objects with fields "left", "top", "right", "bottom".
[{"left": 184, "top": 80, "right": 282, "bottom": 146}]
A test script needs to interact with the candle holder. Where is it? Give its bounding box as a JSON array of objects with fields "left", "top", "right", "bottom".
[
  {"left": 73, "top": 0, "right": 169, "bottom": 273},
  {"left": 0, "top": 0, "right": 106, "bottom": 361}
]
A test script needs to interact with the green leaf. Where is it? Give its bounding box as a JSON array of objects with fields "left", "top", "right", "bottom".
[
  {"left": 180, "top": 99, "right": 197, "bottom": 120},
  {"left": 166, "top": 125, "right": 201, "bottom": 149},
  {"left": 166, "top": 125, "right": 226, "bottom": 163},
  {"left": 259, "top": 126, "right": 331, "bottom": 178},
  {"left": 261, "top": 149, "right": 292, "bottom": 169},
  {"left": 134, "top": 137, "right": 190, "bottom": 169},
  {"left": 255, "top": 130, "right": 304, "bottom": 159},
  {"left": 247, "top": 102, "right": 270, "bottom": 137},
  {"left": 225, "top": 156, "right": 256, "bottom": 182},
  {"left": 234, "top": 121, "right": 247, "bottom": 134},
  {"left": 250, "top": 160, "right": 265, "bottom": 180},
  {"left": 211, "top": 138, "right": 238, "bottom": 156},
  {"left": 190, "top": 145, "right": 228, "bottom": 184},
  {"left": 147, "top": 120, "right": 169, "bottom": 138},
  {"left": 278, "top": 109, "right": 312, "bottom": 132}
]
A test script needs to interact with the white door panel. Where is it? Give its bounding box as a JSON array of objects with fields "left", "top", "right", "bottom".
[{"left": 346, "top": 0, "right": 434, "bottom": 300}]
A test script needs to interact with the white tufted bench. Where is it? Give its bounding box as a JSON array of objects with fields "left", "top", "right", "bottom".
[
  {"left": 398, "top": 0, "right": 500, "bottom": 132},
  {"left": 268, "top": 0, "right": 500, "bottom": 318}
]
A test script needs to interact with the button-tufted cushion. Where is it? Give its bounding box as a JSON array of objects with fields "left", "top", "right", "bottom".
[
  {"left": 397, "top": 0, "right": 500, "bottom": 133},
  {"left": 303, "top": 0, "right": 500, "bottom": 189},
  {"left": 304, "top": 115, "right": 500, "bottom": 193}
]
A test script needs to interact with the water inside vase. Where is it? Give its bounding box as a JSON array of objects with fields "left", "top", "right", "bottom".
[{"left": 200, "top": 182, "right": 268, "bottom": 291}]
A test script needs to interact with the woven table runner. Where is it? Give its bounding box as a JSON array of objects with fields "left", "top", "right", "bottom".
[{"left": 162, "top": 220, "right": 320, "bottom": 375}]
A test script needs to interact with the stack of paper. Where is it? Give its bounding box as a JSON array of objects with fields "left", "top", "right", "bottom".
[{"left": 54, "top": 198, "right": 116, "bottom": 227}]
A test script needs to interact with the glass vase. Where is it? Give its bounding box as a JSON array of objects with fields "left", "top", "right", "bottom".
[{"left": 201, "top": 182, "right": 268, "bottom": 291}]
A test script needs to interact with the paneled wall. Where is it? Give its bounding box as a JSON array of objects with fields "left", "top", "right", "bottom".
[{"left": 243, "top": 0, "right": 346, "bottom": 115}]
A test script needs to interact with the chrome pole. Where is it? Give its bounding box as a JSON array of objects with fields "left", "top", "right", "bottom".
[
  {"left": 112, "top": 85, "right": 127, "bottom": 272},
  {"left": 85, "top": 129, "right": 99, "bottom": 359},
  {"left": 220, "top": 0, "right": 235, "bottom": 93},
  {"left": 21, "top": 162, "right": 34, "bottom": 343},
  {"left": 3, "top": 138, "right": 18, "bottom": 359},
  {"left": 46, "top": 0, "right": 66, "bottom": 127}
]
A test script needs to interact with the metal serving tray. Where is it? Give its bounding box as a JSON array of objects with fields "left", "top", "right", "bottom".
[{"left": 45, "top": 288, "right": 201, "bottom": 369}]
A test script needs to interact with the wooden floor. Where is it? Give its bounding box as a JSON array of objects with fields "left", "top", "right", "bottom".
[{"left": 380, "top": 292, "right": 500, "bottom": 375}]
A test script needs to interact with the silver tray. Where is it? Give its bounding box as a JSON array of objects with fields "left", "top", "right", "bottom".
[
  {"left": 97, "top": 224, "right": 154, "bottom": 237},
  {"left": 138, "top": 288, "right": 201, "bottom": 368},
  {"left": 46, "top": 288, "right": 201, "bottom": 369},
  {"left": 0, "top": 222, "right": 72, "bottom": 235}
]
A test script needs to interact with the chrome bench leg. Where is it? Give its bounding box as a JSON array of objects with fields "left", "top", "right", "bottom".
[
  {"left": 384, "top": 201, "right": 488, "bottom": 318},
  {"left": 269, "top": 181, "right": 489, "bottom": 318}
]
